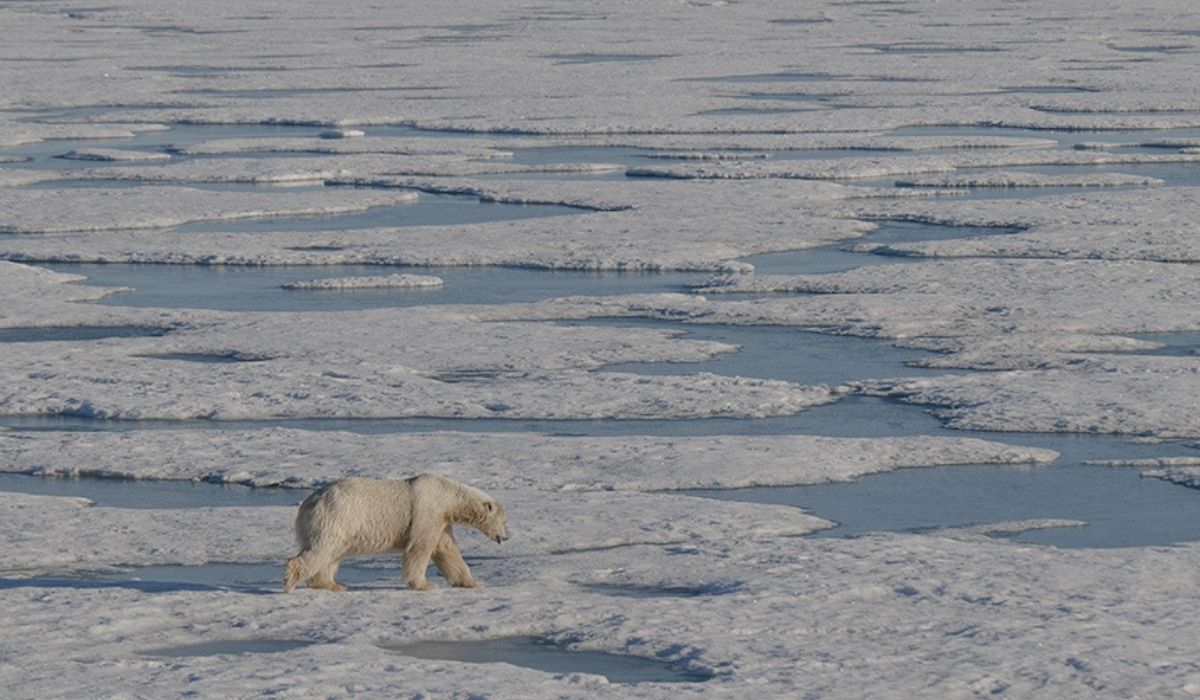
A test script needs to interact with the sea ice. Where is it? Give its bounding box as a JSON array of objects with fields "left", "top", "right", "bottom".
[
  {"left": 893, "top": 171, "right": 1163, "bottom": 188},
  {"left": 58, "top": 148, "right": 171, "bottom": 162},
  {"left": 0, "top": 179, "right": 871, "bottom": 270},
  {"left": 5, "top": 0, "right": 1200, "bottom": 696},
  {"left": 280, "top": 274, "right": 444, "bottom": 290},
  {"left": 0, "top": 429, "right": 1056, "bottom": 490},
  {"left": 848, "top": 186, "right": 1200, "bottom": 262},
  {"left": 0, "top": 186, "right": 418, "bottom": 234}
]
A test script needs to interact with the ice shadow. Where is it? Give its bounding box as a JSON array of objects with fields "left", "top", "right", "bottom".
[{"left": 381, "top": 636, "right": 715, "bottom": 683}]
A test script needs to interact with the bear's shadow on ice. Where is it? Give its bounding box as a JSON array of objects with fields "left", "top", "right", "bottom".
[
  {"left": 578, "top": 581, "right": 745, "bottom": 598},
  {"left": 0, "top": 576, "right": 245, "bottom": 595}
]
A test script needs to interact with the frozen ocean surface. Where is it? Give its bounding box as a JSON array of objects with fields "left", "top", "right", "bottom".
[{"left": 6, "top": 0, "right": 1200, "bottom": 696}]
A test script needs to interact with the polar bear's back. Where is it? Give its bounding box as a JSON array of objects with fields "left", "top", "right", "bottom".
[{"left": 296, "top": 477, "right": 418, "bottom": 554}]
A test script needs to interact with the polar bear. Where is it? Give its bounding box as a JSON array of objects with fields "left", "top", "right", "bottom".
[{"left": 283, "top": 474, "right": 508, "bottom": 593}]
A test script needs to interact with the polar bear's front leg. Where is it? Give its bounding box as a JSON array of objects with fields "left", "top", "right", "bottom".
[
  {"left": 403, "top": 538, "right": 439, "bottom": 591},
  {"left": 432, "top": 528, "right": 482, "bottom": 588}
]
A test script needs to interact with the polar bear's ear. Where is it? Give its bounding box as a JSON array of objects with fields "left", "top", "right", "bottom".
[{"left": 484, "top": 501, "right": 495, "bottom": 513}]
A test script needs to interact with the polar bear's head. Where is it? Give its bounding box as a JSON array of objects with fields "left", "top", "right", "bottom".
[{"left": 480, "top": 499, "right": 509, "bottom": 544}]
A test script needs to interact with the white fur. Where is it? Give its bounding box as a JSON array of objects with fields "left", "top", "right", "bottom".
[{"left": 283, "top": 474, "right": 507, "bottom": 592}]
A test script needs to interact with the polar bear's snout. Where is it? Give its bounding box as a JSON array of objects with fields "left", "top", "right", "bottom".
[{"left": 483, "top": 499, "right": 509, "bottom": 544}]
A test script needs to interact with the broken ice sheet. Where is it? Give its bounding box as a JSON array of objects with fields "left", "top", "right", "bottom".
[{"left": 0, "top": 186, "right": 417, "bottom": 234}]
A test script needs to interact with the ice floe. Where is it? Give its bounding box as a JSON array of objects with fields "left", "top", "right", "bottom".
[
  {"left": 69, "top": 153, "right": 622, "bottom": 183},
  {"left": 4, "top": 516, "right": 1200, "bottom": 697},
  {"left": 627, "top": 149, "right": 1200, "bottom": 180},
  {"left": 865, "top": 358, "right": 1200, "bottom": 437},
  {"left": 893, "top": 171, "right": 1163, "bottom": 188},
  {"left": 0, "top": 168, "right": 65, "bottom": 187},
  {"left": 0, "top": 429, "right": 1056, "bottom": 490},
  {"left": 281, "top": 274, "right": 444, "bottom": 290},
  {"left": 58, "top": 148, "right": 171, "bottom": 162},
  {"left": 0, "top": 186, "right": 418, "bottom": 234},
  {"left": 847, "top": 187, "right": 1200, "bottom": 262},
  {"left": 0, "top": 179, "right": 871, "bottom": 270},
  {"left": 0, "top": 268, "right": 836, "bottom": 420},
  {"left": 168, "top": 136, "right": 511, "bottom": 159}
]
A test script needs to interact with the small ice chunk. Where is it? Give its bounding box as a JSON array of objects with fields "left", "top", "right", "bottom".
[
  {"left": 319, "top": 129, "right": 366, "bottom": 139},
  {"left": 281, "top": 274, "right": 445, "bottom": 290},
  {"left": 932, "top": 519, "right": 1087, "bottom": 542},
  {"left": 640, "top": 151, "right": 773, "bottom": 161},
  {"left": 59, "top": 148, "right": 171, "bottom": 162},
  {"left": 895, "top": 171, "right": 1163, "bottom": 188}
]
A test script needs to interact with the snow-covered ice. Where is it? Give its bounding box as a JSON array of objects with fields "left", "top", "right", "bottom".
[
  {"left": 0, "top": 429, "right": 1056, "bottom": 490},
  {"left": 894, "top": 171, "right": 1163, "bottom": 188},
  {"left": 5, "top": 0, "right": 1200, "bottom": 696},
  {"left": 0, "top": 186, "right": 418, "bottom": 234},
  {"left": 6, "top": 501, "right": 1200, "bottom": 698},
  {"left": 0, "top": 178, "right": 872, "bottom": 270},
  {"left": 58, "top": 148, "right": 171, "bottom": 162}
]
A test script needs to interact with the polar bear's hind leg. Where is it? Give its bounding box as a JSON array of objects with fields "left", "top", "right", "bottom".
[
  {"left": 309, "top": 559, "right": 347, "bottom": 592},
  {"left": 284, "top": 548, "right": 344, "bottom": 592}
]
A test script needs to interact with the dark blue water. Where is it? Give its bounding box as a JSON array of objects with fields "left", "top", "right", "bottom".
[{"left": 0, "top": 473, "right": 304, "bottom": 508}]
